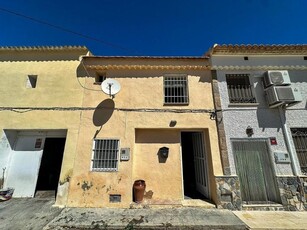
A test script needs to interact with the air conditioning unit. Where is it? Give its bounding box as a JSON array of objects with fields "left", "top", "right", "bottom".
[
  {"left": 264, "top": 85, "right": 302, "bottom": 108},
  {"left": 264, "top": 70, "right": 291, "bottom": 88}
]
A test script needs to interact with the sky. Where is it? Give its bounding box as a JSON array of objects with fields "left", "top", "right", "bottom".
[{"left": 0, "top": 0, "right": 306, "bottom": 56}]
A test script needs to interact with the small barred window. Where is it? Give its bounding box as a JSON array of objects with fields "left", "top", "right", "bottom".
[
  {"left": 91, "top": 139, "right": 119, "bottom": 171},
  {"left": 163, "top": 75, "right": 189, "bottom": 104}
]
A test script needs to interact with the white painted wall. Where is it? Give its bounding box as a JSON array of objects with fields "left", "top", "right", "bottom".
[
  {"left": 213, "top": 55, "right": 307, "bottom": 176},
  {"left": 211, "top": 55, "right": 307, "bottom": 67},
  {"left": 0, "top": 130, "right": 18, "bottom": 187}
]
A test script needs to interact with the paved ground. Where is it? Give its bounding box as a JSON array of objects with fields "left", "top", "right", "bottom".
[
  {"left": 0, "top": 198, "right": 62, "bottom": 230},
  {"left": 2, "top": 198, "right": 307, "bottom": 229},
  {"left": 234, "top": 211, "right": 307, "bottom": 230},
  {"left": 45, "top": 207, "right": 247, "bottom": 229}
]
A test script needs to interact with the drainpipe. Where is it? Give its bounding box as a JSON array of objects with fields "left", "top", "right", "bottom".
[{"left": 278, "top": 106, "right": 299, "bottom": 176}]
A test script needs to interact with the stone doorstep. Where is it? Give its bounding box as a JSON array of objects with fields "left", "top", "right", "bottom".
[
  {"left": 130, "top": 199, "right": 216, "bottom": 209},
  {"left": 242, "top": 203, "right": 285, "bottom": 211},
  {"left": 34, "top": 190, "right": 56, "bottom": 199}
]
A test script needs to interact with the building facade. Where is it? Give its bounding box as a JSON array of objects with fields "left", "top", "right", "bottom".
[
  {"left": 66, "top": 56, "right": 223, "bottom": 208},
  {"left": 209, "top": 44, "right": 307, "bottom": 211},
  {"left": 0, "top": 46, "right": 90, "bottom": 206}
]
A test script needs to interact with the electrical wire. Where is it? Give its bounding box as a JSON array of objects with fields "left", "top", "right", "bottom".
[
  {"left": 0, "top": 106, "right": 215, "bottom": 114},
  {"left": 0, "top": 6, "right": 139, "bottom": 54}
]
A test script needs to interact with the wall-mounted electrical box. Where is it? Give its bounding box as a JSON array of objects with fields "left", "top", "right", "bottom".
[
  {"left": 120, "top": 148, "right": 130, "bottom": 161},
  {"left": 274, "top": 152, "right": 291, "bottom": 163}
]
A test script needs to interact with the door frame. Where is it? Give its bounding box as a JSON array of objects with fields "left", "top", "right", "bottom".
[
  {"left": 4, "top": 130, "right": 67, "bottom": 197},
  {"left": 180, "top": 130, "right": 210, "bottom": 199}
]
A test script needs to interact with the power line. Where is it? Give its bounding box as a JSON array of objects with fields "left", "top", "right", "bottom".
[
  {"left": 0, "top": 6, "right": 139, "bottom": 54},
  {"left": 0, "top": 106, "right": 215, "bottom": 114}
]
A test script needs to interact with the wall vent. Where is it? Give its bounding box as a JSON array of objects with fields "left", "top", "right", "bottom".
[{"left": 109, "top": 194, "right": 121, "bottom": 203}]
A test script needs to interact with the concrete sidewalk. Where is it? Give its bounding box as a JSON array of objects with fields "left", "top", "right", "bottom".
[
  {"left": 44, "top": 207, "right": 247, "bottom": 229},
  {"left": 234, "top": 211, "right": 307, "bottom": 230},
  {"left": 0, "top": 198, "right": 62, "bottom": 230},
  {"left": 2, "top": 198, "right": 307, "bottom": 229}
]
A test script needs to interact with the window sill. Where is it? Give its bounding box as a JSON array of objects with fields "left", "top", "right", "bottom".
[
  {"left": 163, "top": 103, "right": 189, "bottom": 106},
  {"left": 228, "top": 103, "right": 259, "bottom": 107},
  {"left": 91, "top": 170, "right": 118, "bottom": 172}
]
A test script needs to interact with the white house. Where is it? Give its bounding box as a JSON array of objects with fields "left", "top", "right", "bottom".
[{"left": 208, "top": 44, "right": 307, "bottom": 211}]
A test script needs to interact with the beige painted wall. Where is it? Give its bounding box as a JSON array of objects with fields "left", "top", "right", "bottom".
[
  {"left": 0, "top": 49, "right": 87, "bottom": 206},
  {"left": 68, "top": 58, "right": 222, "bottom": 207}
]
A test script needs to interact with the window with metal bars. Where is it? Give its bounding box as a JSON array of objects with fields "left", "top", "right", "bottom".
[
  {"left": 226, "top": 74, "right": 256, "bottom": 103},
  {"left": 163, "top": 75, "right": 189, "bottom": 104},
  {"left": 291, "top": 128, "right": 307, "bottom": 175},
  {"left": 91, "top": 139, "right": 119, "bottom": 171}
]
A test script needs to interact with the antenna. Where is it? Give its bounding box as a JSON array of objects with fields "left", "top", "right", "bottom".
[{"left": 101, "top": 79, "right": 121, "bottom": 98}]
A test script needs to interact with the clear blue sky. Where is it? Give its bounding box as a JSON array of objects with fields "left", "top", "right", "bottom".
[{"left": 0, "top": 0, "right": 306, "bottom": 56}]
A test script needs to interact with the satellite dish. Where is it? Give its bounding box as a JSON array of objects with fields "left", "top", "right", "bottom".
[{"left": 101, "top": 79, "right": 121, "bottom": 97}]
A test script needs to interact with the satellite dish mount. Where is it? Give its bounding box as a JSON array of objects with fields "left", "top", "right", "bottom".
[{"left": 101, "top": 79, "right": 121, "bottom": 98}]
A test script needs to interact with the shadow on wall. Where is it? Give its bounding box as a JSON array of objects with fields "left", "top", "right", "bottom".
[
  {"left": 2, "top": 130, "right": 18, "bottom": 150},
  {"left": 0, "top": 50, "right": 86, "bottom": 62},
  {"left": 198, "top": 71, "right": 211, "bottom": 83},
  {"left": 135, "top": 129, "right": 179, "bottom": 144},
  {"left": 253, "top": 77, "right": 267, "bottom": 108},
  {"left": 76, "top": 63, "right": 88, "bottom": 78},
  {"left": 92, "top": 99, "right": 115, "bottom": 138},
  {"left": 256, "top": 108, "right": 282, "bottom": 131}
]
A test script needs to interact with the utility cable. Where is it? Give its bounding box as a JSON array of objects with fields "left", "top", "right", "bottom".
[
  {"left": 0, "top": 6, "right": 139, "bottom": 54},
  {"left": 0, "top": 106, "right": 215, "bottom": 114}
]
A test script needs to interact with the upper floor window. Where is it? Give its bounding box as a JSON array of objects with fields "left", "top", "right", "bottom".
[
  {"left": 95, "top": 73, "right": 106, "bottom": 84},
  {"left": 91, "top": 139, "right": 119, "bottom": 172},
  {"left": 164, "top": 75, "right": 189, "bottom": 104},
  {"left": 291, "top": 128, "right": 307, "bottom": 175},
  {"left": 226, "top": 74, "right": 256, "bottom": 103}
]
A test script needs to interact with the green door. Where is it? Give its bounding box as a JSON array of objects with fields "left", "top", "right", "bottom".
[{"left": 233, "top": 140, "right": 280, "bottom": 204}]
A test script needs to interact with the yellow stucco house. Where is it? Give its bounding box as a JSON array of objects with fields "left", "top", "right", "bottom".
[
  {"left": 0, "top": 47, "right": 223, "bottom": 208},
  {"left": 0, "top": 46, "right": 90, "bottom": 206},
  {"left": 67, "top": 56, "right": 223, "bottom": 208}
]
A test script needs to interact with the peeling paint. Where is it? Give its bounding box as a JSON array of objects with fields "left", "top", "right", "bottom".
[
  {"left": 81, "top": 181, "right": 93, "bottom": 191},
  {"left": 59, "top": 175, "right": 71, "bottom": 185},
  {"left": 59, "top": 169, "right": 73, "bottom": 185},
  {"left": 144, "top": 190, "right": 154, "bottom": 199},
  {"left": 106, "top": 185, "right": 111, "bottom": 193}
]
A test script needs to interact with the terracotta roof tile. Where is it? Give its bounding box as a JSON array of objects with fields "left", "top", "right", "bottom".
[
  {"left": 0, "top": 45, "right": 88, "bottom": 51},
  {"left": 210, "top": 44, "right": 307, "bottom": 55}
]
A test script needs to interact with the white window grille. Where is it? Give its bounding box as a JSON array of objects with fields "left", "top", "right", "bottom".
[
  {"left": 163, "top": 75, "right": 189, "bottom": 104},
  {"left": 226, "top": 74, "right": 256, "bottom": 103},
  {"left": 91, "top": 139, "right": 119, "bottom": 171},
  {"left": 291, "top": 128, "right": 307, "bottom": 175}
]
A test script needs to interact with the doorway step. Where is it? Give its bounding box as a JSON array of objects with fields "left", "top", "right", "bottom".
[
  {"left": 35, "top": 190, "right": 56, "bottom": 199},
  {"left": 130, "top": 199, "right": 216, "bottom": 209},
  {"left": 182, "top": 199, "right": 215, "bottom": 208},
  {"left": 242, "top": 203, "right": 284, "bottom": 211}
]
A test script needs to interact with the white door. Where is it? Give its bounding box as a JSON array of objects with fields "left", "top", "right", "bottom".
[
  {"left": 192, "top": 132, "right": 209, "bottom": 197},
  {"left": 5, "top": 136, "right": 44, "bottom": 197}
]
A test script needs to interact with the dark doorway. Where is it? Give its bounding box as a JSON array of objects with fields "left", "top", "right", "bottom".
[
  {"left": 35, "top": 138, "right": 66, "bottom": 196},
  {"left": 181, "top": 132, "right": 208, "bottom": 200}
]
